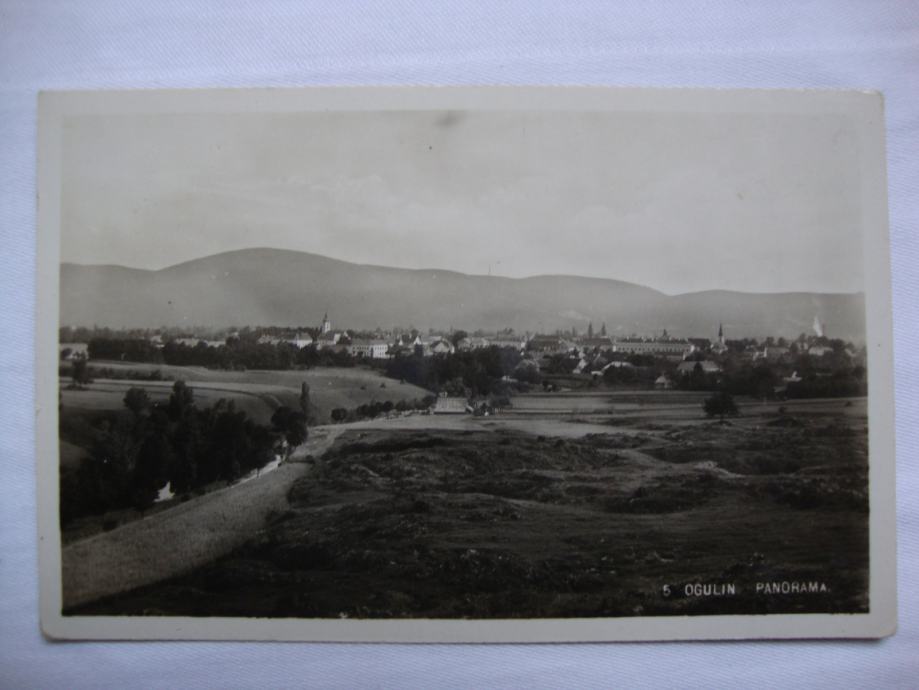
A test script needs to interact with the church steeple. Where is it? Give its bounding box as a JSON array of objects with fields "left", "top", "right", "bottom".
[
  {"left": 718, "top": 322, "right": 724, "bottom": 344},
  {"left": 321, "top": 312, "right": 331, "bottom": 334}
]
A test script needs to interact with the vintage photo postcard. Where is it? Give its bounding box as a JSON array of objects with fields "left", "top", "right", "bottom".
[{"left": 37, "top": 87, "right": 896, "bottom": 642}]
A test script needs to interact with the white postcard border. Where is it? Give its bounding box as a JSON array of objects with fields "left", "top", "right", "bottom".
[{"left": 36, "top": 86, "right": 896, "bottom": 642}]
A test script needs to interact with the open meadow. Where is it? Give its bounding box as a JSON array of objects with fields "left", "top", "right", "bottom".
[
  {"left": 70, "top": 393, "right": 869, "bottom": 619},
  {"left": 64, "top": 360, "right": 431, "bottom": 421},
  {"left": 61, "top": 378, "right": 291, "bottom": 426}
]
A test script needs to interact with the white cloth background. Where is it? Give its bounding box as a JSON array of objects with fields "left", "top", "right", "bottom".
[{"left": 1, "top": 2, "right": 917, "bottom": 687}]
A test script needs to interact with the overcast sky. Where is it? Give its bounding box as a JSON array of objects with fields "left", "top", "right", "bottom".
[{"left": 61, "top": 108, "right": 864, "bottom": 295}]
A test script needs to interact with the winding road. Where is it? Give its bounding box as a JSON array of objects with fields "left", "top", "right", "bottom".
[{"left": 61, "top": 426, "right": 344, "bottom": 609}]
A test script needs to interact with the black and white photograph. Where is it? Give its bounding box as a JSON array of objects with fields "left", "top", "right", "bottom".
[{"left": 35, "top": 87, "right": 896, "bottom": 642}]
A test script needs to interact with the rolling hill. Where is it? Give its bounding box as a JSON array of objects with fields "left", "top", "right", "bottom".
[{"left": 60, "top": 248, "right": 865, "bottom": 340}]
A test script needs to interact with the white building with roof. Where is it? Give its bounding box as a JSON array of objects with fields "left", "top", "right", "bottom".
[
  {"left": 288, "top": 332, "right": 314, "bottom": 349},
  {"left": 611, "top": 338, "right": 694, "bottom": 357},
  {"left": 348, "top": 339, "right": 391, "bottom": 359}
]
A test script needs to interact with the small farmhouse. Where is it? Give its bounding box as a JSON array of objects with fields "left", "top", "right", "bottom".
[
  {"left": 288, "top": 332, "right": 314, "bottom": 349},
  {"left": 654, "top": 374, "right": 674, "bottom": 390},
  {"left": 427, "top": 338, "right": 455, "bottom": 355}
]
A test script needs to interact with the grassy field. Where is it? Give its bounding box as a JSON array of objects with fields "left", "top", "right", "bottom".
[
  {"left": 72, "top": 395, "right": 869, "bottom": 619},
  {"left": 74, "top": 361, "right": 431, "bottom": 422},
  {"left": 61, "top": 379, "right": 286, "bottom": 425}
]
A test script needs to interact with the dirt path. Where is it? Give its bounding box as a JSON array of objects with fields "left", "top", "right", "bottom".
[{"left": 61, "top": 426, "right": 343, "bottom": 609}]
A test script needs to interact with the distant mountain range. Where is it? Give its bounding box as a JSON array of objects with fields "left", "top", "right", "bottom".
[{"left": 60, "top": 248, "right": 865, "bottom": 341}]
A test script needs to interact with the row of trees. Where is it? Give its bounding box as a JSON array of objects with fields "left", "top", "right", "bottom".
[
  {"left": 675, "top": 361, "right": 867, "bottom": 399},
  {"left": 61, "top": 325, "right": 232, "bottom": 344},
  {"left": 85, "top": 337, "right": 360, "bottom": 371},
  {"left": 60, "top": 381, "right": 309, "bottom": 525},
  {"left": 382, "top": 346, "right": 524, "bottom": 397},
  {"left": 329, "top": 396, "right": 438, "bottom": 423},
  {"left": 86, "top": 338, "right": 163, "bottom": 363}
]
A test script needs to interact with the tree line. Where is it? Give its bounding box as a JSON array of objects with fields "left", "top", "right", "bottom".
[
  {"left": 382, "top": 346, "right": 524, "bottom": 397},
  {"left": 330, "top": 396, "right": 437, "bottom": 423},
  {"left": 85, "top": 337, "right": 358, "bottom": 370},
  {"left": 60, "top": 381, "right": 309, "bottom": 526},
  {"left": 674, "top": 359, "right": 866, "bottom": 399}
]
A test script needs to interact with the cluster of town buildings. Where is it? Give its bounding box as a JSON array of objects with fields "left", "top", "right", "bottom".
[
  {"left": 62, "top": 313, "right": 856, "bottom": 383},
  {"left": 253, "top": 314, "right": 460, "bottom": 359},
  {"left": 248, "top": 313, "right": 714, "bottom": 362},
  {"left": 254, "top": 315, "right": 845, "bottom": 364}
]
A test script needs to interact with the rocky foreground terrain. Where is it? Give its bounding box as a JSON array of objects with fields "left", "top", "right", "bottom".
[{"left": 73, "top": 406, "right": 868, "bottom": 619}]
